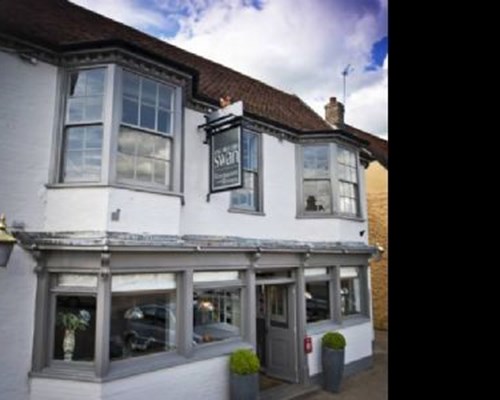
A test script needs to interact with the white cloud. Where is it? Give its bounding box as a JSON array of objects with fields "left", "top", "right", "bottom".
[
  {"left": 169, "top": 0, "right": 388, "bottom": 137},
  {"left": 70, "top": 0, "right": 167, "bottom": 31},
  {"left": 70, "top": 0, "right": 388, "bottom": 138}
]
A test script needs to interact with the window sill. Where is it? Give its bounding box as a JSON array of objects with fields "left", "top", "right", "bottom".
[
  {"left": 228, "top": 208, "right": 266, "bottom": 216},
  {"left": 296, "top": 213, "right": 365, "bottom": 222},
  {"left": 46, "top": 183, "right": 184, "bottom": 199},
  {"left": 306, "top": 315, "right": 371, "bottom": 335},
  {"left": 30, "top": 339, "right": 250, "bottom": 383}
]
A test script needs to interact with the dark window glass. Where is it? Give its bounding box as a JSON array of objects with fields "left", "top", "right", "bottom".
[
  {"left": 53, "top": 296, "right": 96, "bottom": 361},
  {"left": 306, "top": 281, "right": 330, "bottom": 323},
  {"left": 110, "top": 292, "right": 176, "bottom": 360}
]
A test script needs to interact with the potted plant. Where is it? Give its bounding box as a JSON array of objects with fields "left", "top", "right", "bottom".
[
  {"left": 229, "top": 348, "right": 260, "bottom": 400},
  {"left": 57, "top": 310, "right": 91, "bottom": 361},
  {"left": 321, "top": 331, "right": 346, "bottom": 393}
]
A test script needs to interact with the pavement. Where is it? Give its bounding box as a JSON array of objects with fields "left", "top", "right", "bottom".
[{"left": 297, "top": 330, "right": 388, "bottom": 400}]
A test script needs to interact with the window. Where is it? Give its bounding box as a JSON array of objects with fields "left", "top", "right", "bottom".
[
  {"left": 53, "top": 295, "right": 96, "bottom": 361},
  {"left": 117, "top": 71, "right": 174, "bottom": 188},
  {"left": 193, "top": 271, "right": 242, "bottom": 345},
  {"left": 299, "top": 143, "right": 361, "bottom": 217},
  {"left": 231, "top": 131, "right": 261, "bottom": 211},
  {"left": 302, "top": 145, "right": 331, "bottom": 213},
  {"left": 340, "top": 267, "right": 362, "bottom": 316},
  {"left": 337, "top": 147, "right": 359, "bottom": 216},
  {"left": 305, "top": 267, "right": 331, "bottom": 324},
  {"left": 61, "top": 68, "right": 105, "bottom": 182},
  {"left": 110, "top": 273, "right": 177, "bottom": 360}
]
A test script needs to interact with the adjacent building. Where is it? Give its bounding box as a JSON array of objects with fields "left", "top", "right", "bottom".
[{"left": 0, "top": 1, "right": 382, "bottom": 399}]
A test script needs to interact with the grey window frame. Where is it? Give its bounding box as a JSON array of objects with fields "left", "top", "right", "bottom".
[
  {"left": 229, "top": 130, "right": 264, "bottom": 215},
  {"left": 304, "top": 267, "right": 335, "bottom": 326},
  {"left": 337, "top": 265, "right": 370, "bottom": 321},
  {"left": 51, "top": 64, "right": 183, "bottom": 196},
  {"left": 296, "top": 142, "right": 363, "bottom": 219},
  {"left": 337, "top": 145, "right": 361, "bottom": 218},
  {"left": 58, "top": 67, "right": 108, "bottom": 183}
]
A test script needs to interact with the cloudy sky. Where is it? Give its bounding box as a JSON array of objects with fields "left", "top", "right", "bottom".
[{"left": 71, "top": 0, "right": 388, "bottom": 138}]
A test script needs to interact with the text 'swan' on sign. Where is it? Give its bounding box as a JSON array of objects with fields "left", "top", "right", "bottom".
[{"left": 210, "top": 125, "right": 243, "bottom": 193}]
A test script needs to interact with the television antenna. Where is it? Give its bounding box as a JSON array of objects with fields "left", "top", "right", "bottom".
[{"left": 342, "top": 64, "right": 354, "bottom": 106}]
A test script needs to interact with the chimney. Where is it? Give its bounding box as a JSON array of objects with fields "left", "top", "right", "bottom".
[{"left": 324, "top": 97, "right": 345, "bottom": 126}]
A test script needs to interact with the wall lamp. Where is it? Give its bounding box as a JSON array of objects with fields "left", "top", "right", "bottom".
[{"left": 0, "top": 214, "right": 16, "bottom": 267}]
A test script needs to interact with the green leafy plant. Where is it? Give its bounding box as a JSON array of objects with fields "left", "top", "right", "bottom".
[
  {"left": 57, "top": 310, "right": 90, "bottom": 332},
  {"left": 321, "top": 331, "right": 346, "bottom": 350},
  {"left": 229, "top": 349, "right": 260, "bottom": 375}
]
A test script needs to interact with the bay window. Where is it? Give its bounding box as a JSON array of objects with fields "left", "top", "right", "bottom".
[
  {"left": 57, "top": 66, "right": 180, "bottom": 192},
  {"left": 305, "top": 267, "right": 331, "bottom": 324},
  {"left": 298, "top": 143, "right": 361, "bottom": 218},
  {"left": 340, "top": 267, "right": 363, "bottom": 317}
]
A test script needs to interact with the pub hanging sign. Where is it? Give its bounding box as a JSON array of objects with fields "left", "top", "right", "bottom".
[
  {"left": 210, "top": 125, "right": 243, "bottom": 192},
  {"left": 205, "top": 100, "right": 244, "bottom": 194}
]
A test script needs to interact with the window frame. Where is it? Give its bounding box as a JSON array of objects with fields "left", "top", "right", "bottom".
[
  {"left": 51, "top": 64, "right": 184, "bottom": 196},
  {"left": 296, "top": 142, "right": 363, "bottom": 220},
  {"left": 304, "top": 267, "right": 334, "bottom": 325},
  {"left": 229, "top": 129, "right": 264, "bottom": 215},
  {"left": 58, "top": 66, "right": 108, "bottom": 184},
  {"left": 337, "top": 265, "right": 370, "bottom": 321}
]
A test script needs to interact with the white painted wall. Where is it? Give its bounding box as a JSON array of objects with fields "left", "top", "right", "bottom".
[
  {"left": 30, "top": 356, "right": 230, "bottom": 400},
  {"left": 0, "top": 249, "right": 37, "bottom": 400},
  {"left": 0, "top": 51, "right": 57, "bottom": 230},
  {"left": 45, "top": 187, "right": 182, "bottom": 235},
  {"left": 106, "top": 187, "right": 181, "bottom": 235},
  {"left": 181, "top": 108, "right": 368, "bottom": 243},
  {"left": 307, "top": 322, "right": 374, "bottom": 376}
]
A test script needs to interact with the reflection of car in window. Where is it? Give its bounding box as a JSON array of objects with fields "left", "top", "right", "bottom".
[{"left": 110, "top": 304, "right": 177, "bottom": 357}]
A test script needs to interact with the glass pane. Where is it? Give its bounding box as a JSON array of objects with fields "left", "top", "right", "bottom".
[
  {"left": 153, "top": 160, "right": 166, "bottom": 184},
  {"left": 137, "top": 135, "right": 155, "bottom": 157},
  {"left": 136, "top": 157, "right": 153, "bottom": 182},
  {"left": 158, "top": 85, "right": 172, "bottom": 109},
  {"left": 85, "top": 150, "right": 102, "bottom": 173},
  {"left": 341, "top": 274, "right": 361, "bottom": 316},
  {"left": 157, "top": 109, "right": 170, "bottom": 133},
  {"left": 67, "top": 98, "right": 84, "bottom": 122},
  {"left": 153, "top": 136, "right": 168, "bottom": 160},
  {"left": 66, "top": 127, "right": 84, "bottom": 150},
  {"left": 117, "top": 154, "right": 135, "bottom": 180},
  {"left": 141, "top": 79, "right": 157, "bottom": 106},
  {"left": 193, "top": 288, "right": 241, "bottom": 345},
  {"left": 118, "top": 129, "right": 137, "bottom": 155},
  {"left": 110, "top": 291, "right": 176, "bottom": 360},
  {"left": 123, "top": 71, "right": 140, "bottom": 99},
  {"left": 303, "top": 180, "right": 331, "bottom": 212},
  {"left": 122, "top": 98, "right": 139, "bottom": 125},
  {"left": 306, "top": 281, "right": 330, "bottom": 323},
  {"left": 86, "top": 69, "right": 105, "bottom": 95},
  {"left": 86, "top": 126, "right": 102, "bottom": 149},
  {"left": 303, "top": 146, "right": 329, "bottom": 178},
  {"left": 53, "top": 296, "right": 96, "bottom": 361},
  {"left": 140, "top": 105, "right": 156, "bottom": 130},
  {"left": 84, "top": 96, "right": 102, "bottom": 121},
  {"left": 269, "top": 285, "right": 287, "bottom": 326},
  {"left": 64, "top": 151, "right": 83, "bottom": 179},
  {"left": 69, "top": 72, "right": 86, "bottom": 96}
]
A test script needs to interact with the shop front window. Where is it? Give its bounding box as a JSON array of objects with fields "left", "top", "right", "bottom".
[
  {"left": 340, "top": 267, "right": 362, "bottom": 316},
  {"left": 53, "top": 295, "right": 96, "bottom": 361}
]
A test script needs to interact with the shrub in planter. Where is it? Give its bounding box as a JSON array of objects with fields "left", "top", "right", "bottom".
[
  {"left": 321, "top": 331, "right": 346, "bottom": 393},
  {"left": 229, "top": 349, "right": 260, "bottom": 400}
]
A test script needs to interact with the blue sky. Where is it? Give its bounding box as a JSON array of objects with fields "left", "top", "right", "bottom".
[{"left": 71, "top": 0, "right": 388, "bottom": 137}]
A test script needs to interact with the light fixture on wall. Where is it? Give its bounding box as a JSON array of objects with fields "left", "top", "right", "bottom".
[{"left": 0, "top": 214, "right": 16, "bottom": 267}]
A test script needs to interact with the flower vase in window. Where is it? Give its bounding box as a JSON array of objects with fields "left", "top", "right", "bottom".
[{"left": 57, "top": 310, "right": 91, "bottom": 361}]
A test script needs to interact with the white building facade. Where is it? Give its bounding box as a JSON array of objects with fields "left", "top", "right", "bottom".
[{"left": 0, "top": 1, "right": 377, "bottom": 399}]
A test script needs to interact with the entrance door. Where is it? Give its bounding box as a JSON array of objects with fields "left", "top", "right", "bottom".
[{"left": 264, "top": 284, "right": 298, "bottom": 383}]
